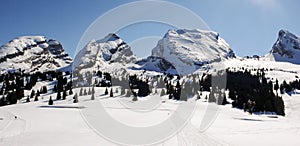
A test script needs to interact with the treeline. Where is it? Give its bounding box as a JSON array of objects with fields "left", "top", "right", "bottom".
[
  {"left": 0, "top": 69, "right": 72, "bottom": 106},
  {"left": 226, "top": 69, "right": 285, "bottom": 115}
]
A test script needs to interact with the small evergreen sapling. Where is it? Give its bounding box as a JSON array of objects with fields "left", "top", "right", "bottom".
[
  {"left": 26, "top": 95, "right": 30, "bottom": 102},
  {"left": 105, "top": 87, "right": 108, "bottom": 95},
  {"left": 79, "top": 87, "right": 83, "bottom": 96},
  {"left": 48, "top": 96, "right": 53, "bottom": 105},
  {"left": 110, "top": 88, "right": 114, "bottom": 97},
  {"left": 56, "top": 91, "right": 61, "bottom": 100},
  {"left": 34, "top": 94, "right": 38, "bottom": 101},
  {"left": 73, "top": 93, "right": 78, "bottom": 103},
  {"left": 62, "top": 90, "right": 67, "bottom": 100}
]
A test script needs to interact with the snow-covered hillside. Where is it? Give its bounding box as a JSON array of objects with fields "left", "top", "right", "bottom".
[
  {"left": 1, "top": 86, "right": 300, "bottom": 146},
  {"left": 266, "top": 30, "right": 300, "bottom": 64},
  {"left": 0, "top": 36, "right": 72, "bottom": 73},
  {"left": 152, "top": 29, "right": 235, "bottom": 75}
]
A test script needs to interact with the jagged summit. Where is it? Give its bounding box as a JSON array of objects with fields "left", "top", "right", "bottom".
[
  {"left": 0, "top": 36, "right": 72, "bottom": 73},
  {"left": 152, "top": 29, "right": 235, "bottom": 75},
  {"left": 73, "top": 33, "right": 137, "bottom": 72},
  {"left": 266, "top": 29, "right": 300, "bottom": 64}
]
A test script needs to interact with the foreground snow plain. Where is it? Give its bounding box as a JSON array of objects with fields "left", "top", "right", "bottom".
[{"left": 1, "top": 58, "right": 300, "bottom": 146}]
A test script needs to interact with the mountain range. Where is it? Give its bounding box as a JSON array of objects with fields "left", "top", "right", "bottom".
[{"left": 0, "top": 29, "right": 299, "bottom": 75}]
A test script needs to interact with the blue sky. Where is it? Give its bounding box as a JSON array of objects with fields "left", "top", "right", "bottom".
[{"left": 0, "top": 0, "right": 299, "bottom": 58}]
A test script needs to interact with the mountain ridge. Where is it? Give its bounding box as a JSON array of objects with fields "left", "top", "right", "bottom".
[{"left": 0, "top": 36, "right": 72, "bottom": 73}]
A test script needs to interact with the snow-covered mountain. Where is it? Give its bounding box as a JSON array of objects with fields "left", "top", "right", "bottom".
[
  {"left": 152, "top": 29, "right": 235, "bottom": 75},
  {"left": 73, "top": 33, "right": 137, "bottom": 73},
  {"left": 266, "top": 30, "right": 300, "bottom": 64},
  {"left": 0, "top": 36, "right": 72, "bottom": 73}
]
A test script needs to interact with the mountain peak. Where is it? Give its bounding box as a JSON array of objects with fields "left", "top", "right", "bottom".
[
  {"left": 152, "top": 29, "right": 235, "bottom": 75},
  {"left": 73, "top": 33, "right": 136, "bottom": 72},
  {"left": 267, "top": 30, "right": 300, "bottom": 64},
  {"left": 0, "top": 36, "right": 72, "bottom": 73},
  {"left": 103, "top": 33, "right": 121, "bottom": 42}
]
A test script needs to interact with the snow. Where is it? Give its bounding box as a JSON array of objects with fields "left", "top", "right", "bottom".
[
  {"left": 0, "top": 36, "right": 72, "bottom": 73},
  {"left": 152, "top": 29, "right": 234, "bottom": 75},
  {"left": 1, "top": 82, "right": 300, "bottom": 146},
  {"left": 2, "top": 29, "right": 300, "bottom": 145},
  {"left": 225, "top": 57, "right": 300, "bottom": 83},
  {"left": 267, "top": 29, "right": 300, "bottom": 64}
]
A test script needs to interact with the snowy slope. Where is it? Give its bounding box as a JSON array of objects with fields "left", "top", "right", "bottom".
[
  {"left": 152, "top": 29, "right": 235, "bottom": 75},
  {"left": 266, "top": 30, "right": 300, "bottom": 64},
  {"left": 225, "top": 57, "right": 300, "bottom": 83},
  {"left": 0, "top": 36, "right": 72, "bottom": 73},
  {"left": 1, "top": 86, "right": 300, "bottom": 146}
]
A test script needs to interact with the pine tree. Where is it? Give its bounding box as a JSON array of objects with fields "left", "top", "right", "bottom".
[
  {"left": 56, "top": 91, "right": 61, "bottom": 100},
  {"left": 42, "top": 86, "right": 47, "bottom": 94},
  {"left": 121, "top": 87, "right": 125, "bottom": 95},
  {"left": 34, "top": 94, "right": 38, "bottom": 101},
  {"left": 62, "top": 90, "right": 67, "bottom": 100},
  {"left": 88, "top": 88, "right": 91, "bottom": 95},
  {"left": 160, "top": 89, "right": 166, "bottom": 96},
  {"left": 91, "top": 93, "right": 95, "bottom": 100},
  {"left": 92, "top": 86, "right": 95, "bottom": 95},
  {"left": 40, "top": 87, "right": 43, "bottom": 94},
  {"left": 125, "top": 89, "right": 131, "bottom": 97},
  {"left": 105, "top": 87, "right": 108, "bottom": 95},
  {"left": 30, "top": 90, "right": 35, "bottom": 98},
  {"left": 275, "top": 96, "right": 285, "bottom": 116},
  {"left": 79, "top": 87, "right": 83, "bottom": 96},
  {"left": 53, "top": 84, "right": 57, "bottom": 92},
  {"left": 110, "top": 88, "right": 114, "bottom": 97},
  {"left": 73, "top": 93, "right": 78, "bottom": 103},
  {"left": 26, "top": 95, "right": 30, "bottom": 102},
  {"left": 132, "top": 95, "right": 138, "bottom": 101},
  {"left": 274, "top": 79, "right": 279, "bottom": 94},
  {"left": 36, "top": 90, "right": 40, "bottom": 97},
  {"left": 221, "top": 95, "right": 228, "bottom": 105},
  {"left": 69, "top": 88, "right": 73, "bottom": 95},
  {"left": 83, "top": 88, "right": 87, "bottom": 96},
  {"left": 197, "top": 94, "right": 201, "bottom": 100},
  {"left": 48, "top": 96, "right": 53, "bottom": 105}
]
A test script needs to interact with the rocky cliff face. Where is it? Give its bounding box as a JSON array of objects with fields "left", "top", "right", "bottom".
[
  {"left": 73, "top": 33, "right": 137, "bottom": 72},
  {"left": 267, "top": 30, "right": 300, "bottom": 64},
  {"left": 0, "top": 36, "right": 72, "bottom": 73}
]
